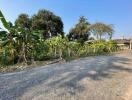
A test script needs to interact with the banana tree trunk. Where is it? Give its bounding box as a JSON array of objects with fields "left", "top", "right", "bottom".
[
  {"left": 109, "top": 47, "right": 112, "bottom": 52},
  {"left": 96, "top": 34, "right": 99, "bottom": 40},
  {"left": 68, "top": 47, "right": 71, "bottom": 57},
  {"left": 59, "top": 49, "right": 62, "bottom": 59},
  {"left": 99, "top": 35, "right": 102, "bottom": 40},
  {"left": 54, "top": 48, "right": 57, "bottom": 57},
  {"left": 18, "top": 42, "right": 27, "bottom": 64},
  {"left": 94, "top": 48, "right": 96, "bottom": 53},
  {"left": 23, "top": 42, "right": 27, "bottom": 63}
]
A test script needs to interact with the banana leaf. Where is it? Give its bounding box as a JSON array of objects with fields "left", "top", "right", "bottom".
[
  {"left": 0, "top": 40, "right": 10, "bottom": 47},
  {"left": 0, "top": 10, "right": 10, "bottom": 30},
  {"left": 0, "top": 31, "right": 7, "bottom": 40}
]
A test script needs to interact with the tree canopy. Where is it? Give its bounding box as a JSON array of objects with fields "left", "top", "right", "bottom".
[
  {"left": 68, "top": 16, "right": 91, "bottom": 41},
  {"left": 31, "top": 9, "right": 64, "bottom": 38},
  {"left": 89, "top": 22, "right": 114, "bottom": 40},
  {"left": 15, "top": 14, "right": 31, "bottom": 29}
]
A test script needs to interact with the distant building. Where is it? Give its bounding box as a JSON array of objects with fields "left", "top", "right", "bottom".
[{"left": 114, "top": 39, "right": 132, "bottom": 50}]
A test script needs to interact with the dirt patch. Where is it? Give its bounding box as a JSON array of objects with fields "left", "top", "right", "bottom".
[{"left": 122, "top": 85, "right": 132, "bottom": 100}]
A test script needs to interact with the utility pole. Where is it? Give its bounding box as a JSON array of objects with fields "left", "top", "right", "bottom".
[{"left": 121, "top": 34, "right": 125, "bottom": 40}]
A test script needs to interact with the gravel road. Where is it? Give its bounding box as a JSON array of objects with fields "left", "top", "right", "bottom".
[{"left": 0, "top": 51, "right": 132, "bottom": 100}]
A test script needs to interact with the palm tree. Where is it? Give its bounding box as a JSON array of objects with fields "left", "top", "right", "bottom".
[{"left": 68, "top": 16, "right": 91, "bottom": 41}]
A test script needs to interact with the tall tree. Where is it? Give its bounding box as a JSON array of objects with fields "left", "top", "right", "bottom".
[
  {"left": 15, "top": 14, "right": 31, "bottom": 29},
  {"left": 31, "top": 9, "right": 64, "bottom": 39},
  {"left": 68, "top": 16, "right": 91, "bottom": 41},
  {"left": 90, "top": 22, "right": 114, "bottom": 40}
]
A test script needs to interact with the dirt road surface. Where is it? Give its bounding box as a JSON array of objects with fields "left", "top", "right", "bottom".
[{"left": 0, "top": 51, "right": 132, "bottom": 100}]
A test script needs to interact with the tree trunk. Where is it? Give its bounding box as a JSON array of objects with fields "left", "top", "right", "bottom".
[
  {"left": 23, "top": 42, "right": 27, "bottom": 63},
  {"left": 18, "top": 42, "right": 27, "bottom": 64},
  {"left": 94, "top": 47, "right": 96, "bottom": 53},
  {"left": 54, "top": 48, "right": 57, "bottom": 57},
  {"left": 68, "top": 47, "right": 71, "bottom": 57},
  {"left": 99, "top": 35, "right": 102, "bottom": 40},
  {"left": 109, "top": 47, "right": 111, "bottom": 52},
  {"left": 96, "top": 34, "right": 99, "bottom": 40},
  {"left": 59, "top": 49, "right": 62, "bottom": 59}
]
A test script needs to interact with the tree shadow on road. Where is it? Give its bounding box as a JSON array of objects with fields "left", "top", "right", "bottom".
[
  {"left": 47, "top": 56, "right": 132, "bottom": 92},
  {"left": 0, "top": 55, "right": 132, "bottom": 100}
]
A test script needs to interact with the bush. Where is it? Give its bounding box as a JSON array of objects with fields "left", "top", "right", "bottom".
[{"left": 0, "top": 35, "right": 118, "bottom": 67}]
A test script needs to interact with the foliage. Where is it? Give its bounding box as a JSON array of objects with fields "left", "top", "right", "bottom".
[
  {"left": 68, "top": 16, "right": 91, "bottom": 42},
  {"left": 15, "top": 14, "right": 31, "bottom": 29},
  {"left": 0, "top": 10, "right": 10, "bottom": 30},
  {"left": 0, "top": 10, "right": 118, "bottom": 68},
  {"left": 45, "top": 35, "right": 68, "bottom": 59},
  {"left": 89, "top": 22, "right": 114, "bottom": 40},
  {"left": 31, "top": 9, "right": 64, "bottom": 38}
]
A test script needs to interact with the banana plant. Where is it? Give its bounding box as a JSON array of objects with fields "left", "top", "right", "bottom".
[
  {"left": 0, "top": 10, "right": 9, "bottom": 41},
  {"left": 0, "top": 10, "right": 15, "bottom": 41},
  {"left": 0, "top": 10, "right": 19, "bottom": 64}
]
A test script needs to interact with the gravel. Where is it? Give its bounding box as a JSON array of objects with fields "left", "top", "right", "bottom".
[{"left": 0, "top": 51, "right": 132, "bottom": 100}]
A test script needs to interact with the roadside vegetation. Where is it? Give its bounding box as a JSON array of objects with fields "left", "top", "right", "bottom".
[{"left": 0, "top": 9, "right": 118, "bottom": 72}]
